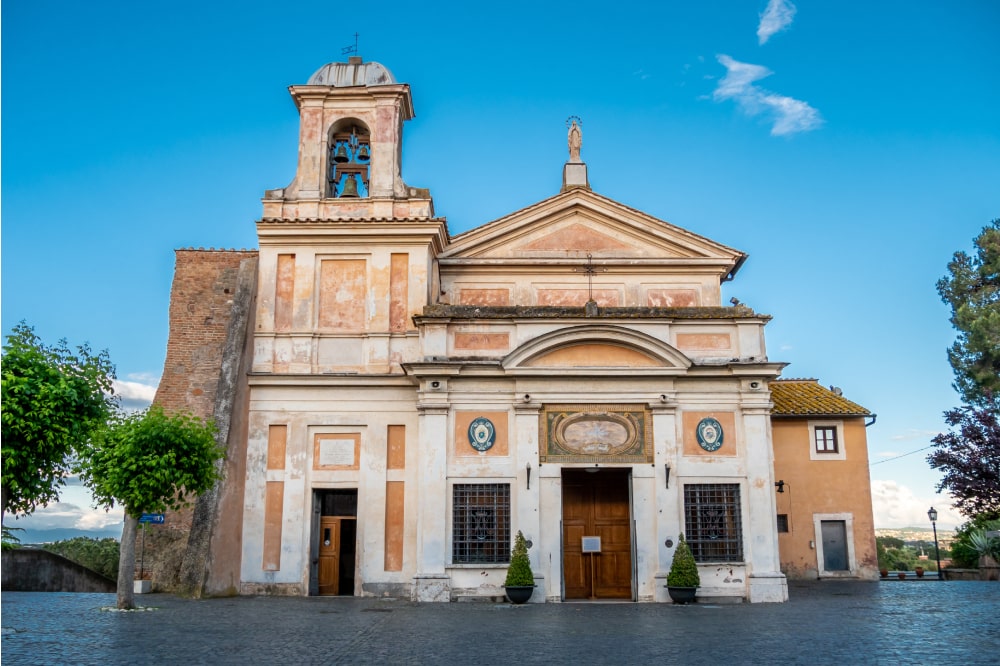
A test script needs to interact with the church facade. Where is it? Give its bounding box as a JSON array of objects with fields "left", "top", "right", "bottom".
[{"left": 155, "top": 57, "right": 875, "bottom": 603}]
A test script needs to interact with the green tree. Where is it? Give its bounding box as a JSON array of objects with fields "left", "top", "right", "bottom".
[
  {"left": 927, "top": 405, "right": 1000, "bottom": 517},
  {"left": 936, "top": 219, "right": 1000, "bottom": 408},
  {"left": 43, "top": 536, "right": 121, "bottom": 580},
  {"left": 2, "top": 323, "right": 116, "bottom": 522},
  {"left": 77, "top": 405, "right": 222, "bottom": 609}
]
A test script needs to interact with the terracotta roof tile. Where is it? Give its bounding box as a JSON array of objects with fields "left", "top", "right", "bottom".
[{"left": 770, "top": 379, "right": 871, "bottom": 417}]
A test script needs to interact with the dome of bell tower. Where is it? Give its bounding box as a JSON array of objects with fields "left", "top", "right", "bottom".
[{"left": 307, "top": 56, "right": 396, "bottom": 87}]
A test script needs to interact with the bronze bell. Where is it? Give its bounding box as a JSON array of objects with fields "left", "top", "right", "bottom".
[
  {"left": 357, "top": 144, "right": 370, "bottom": 161},
  {"left": 340, "top": 173, "right": 359, "bottom": 198},
  {"left": 333, "top": 143, "right": 349, "bottom": 163}
]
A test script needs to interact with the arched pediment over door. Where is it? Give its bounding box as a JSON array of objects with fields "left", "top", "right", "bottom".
[{"left": 502, "top": 325, "right": 692, "bottom": 376}]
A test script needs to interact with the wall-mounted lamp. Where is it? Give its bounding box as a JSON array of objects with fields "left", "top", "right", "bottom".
[
  {"left": 526, "top": 461, "right": 532, "bottom": 490},
  {"left": 775, "top": 480, "right": 786, "bottom": 493},
  {"left": 430, "top": 381, "right": 440, "bottom": 389},
  {"left": 750, "top": 381, "right": 760, "bottom": 389},
  {"left": 664, "top": 463, "right": 671, "bottom": 489}
]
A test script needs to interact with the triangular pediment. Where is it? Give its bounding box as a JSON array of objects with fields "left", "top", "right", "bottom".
[
  {"left": 518, "top": 222, "right": 633, "bottom": 253},
  {"left": 439, "top": 189, "right": 745, "bottom": 270}
]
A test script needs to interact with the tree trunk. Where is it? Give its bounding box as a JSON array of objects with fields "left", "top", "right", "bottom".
[{"left": 117, "top": 512, "right": 138, "bottom": 609}]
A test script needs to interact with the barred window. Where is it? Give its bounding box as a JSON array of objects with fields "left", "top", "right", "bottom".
[
  {"left": 777, "top": 514, "right": 789, "bottom": 533},
  {"left": 452, "top": 484, "right": 510, "bottom": 564},
  {"left": 683, "top": 484, "right": 744, "bottom": 562}
]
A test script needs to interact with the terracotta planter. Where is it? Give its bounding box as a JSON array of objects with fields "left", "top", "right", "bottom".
[
  {"left": 879, "top": 569, "right": 888, "bottom": 578},
  {"left": 897, "top": 572, "right": 906, "bottom": 580},
  {"left": 915, "top": 567, "right": 924, "bottom": 578}
]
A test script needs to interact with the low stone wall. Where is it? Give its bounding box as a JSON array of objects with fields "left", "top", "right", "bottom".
[{"left": 2, "top": 548, "right": 116, "bottom": 592}]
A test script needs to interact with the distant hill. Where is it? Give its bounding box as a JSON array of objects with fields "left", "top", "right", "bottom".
[{"left": 11, "top": 527, "right": 122, "bottom": 545}]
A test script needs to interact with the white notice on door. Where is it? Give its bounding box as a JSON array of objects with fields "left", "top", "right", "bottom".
[{"left": 319, "top": 438, "right": 355, "bottom": 466}]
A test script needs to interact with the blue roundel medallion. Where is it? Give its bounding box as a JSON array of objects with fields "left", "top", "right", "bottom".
[
  {"left": 468, "top": 417, "right": 496, "bottom": 452},
  {"left": 696, "top": 417, "right": 724, "bottom": 452}
]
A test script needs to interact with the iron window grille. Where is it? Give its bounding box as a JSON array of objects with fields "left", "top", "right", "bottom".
[
  {"left": 683, "top": 484, "right": 744, "bottom": 562},
  {"left": 777, "top": 514, "right": 790, "bottom": 533},
  {"left": 452, "top": 484, "right": 510, "bottom": 564}
]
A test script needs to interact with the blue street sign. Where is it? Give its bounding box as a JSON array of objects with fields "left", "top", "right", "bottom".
[{"left": 139, "top": 513, "right": 165, "bottom": 524}]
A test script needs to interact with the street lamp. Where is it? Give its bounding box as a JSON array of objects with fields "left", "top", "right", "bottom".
[{"left": 928, "top": 507, "right": 943, "bottom": 581}]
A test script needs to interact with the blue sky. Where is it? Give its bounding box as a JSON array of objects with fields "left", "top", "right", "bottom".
[{"left": 3, "top": 1, "right": 998, "bottom": 536}]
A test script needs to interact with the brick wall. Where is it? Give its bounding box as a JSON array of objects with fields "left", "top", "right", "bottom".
[{"left": 144, "top": 248, "right": 258, "bottom": 591}]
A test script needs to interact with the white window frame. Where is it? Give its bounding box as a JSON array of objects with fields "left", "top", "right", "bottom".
[
  {"left": 813, "top": 513, "right": 857, "bottom": 578},
  {"left": 808, "top": 420, "right": 846, "bottom": 461}
]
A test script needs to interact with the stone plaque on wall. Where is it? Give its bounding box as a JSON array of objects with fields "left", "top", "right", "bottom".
[{"left": 540, "top": 404, "right": 653, "bottom": 464}]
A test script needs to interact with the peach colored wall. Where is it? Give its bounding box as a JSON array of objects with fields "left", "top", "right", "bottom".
[
  {"left": 518, "top": 222, "right": 632, "bottom": 252},
  {"left": 275, "top": 254, "right": 295, "bottom": 332},
  {"left": 454, "top": 332, "right": 510, "bottom": 351},
  {"left": 525, "top": 343, "right": 659, "bottom": 367},
  {"left": 536, "top": 288, "right": 620, "bottom": 306},
  {"left": 384, "top": 481, "right": 405, "bottom": 572},
  {"left": 681, "top": 411, "right": 737, "bottom": 457},
  {"left": 647, "top": 289, "right": 698, "bottom": 307},
  {"left": 454, "top": 411, "right": 509, "bottom": 457},
  {"left": 267, "top": 425, "right": 287, "bottom": 470},
  {"left": 318, "top": 259, "right": 366, "bottom": 330},
  {"left": 676, "top": 333, "right": 732, "bottom": 351},
  {"left": 389, "top": 253, "right": 409, "bottom": 332},
  {"left": 262, "top": 482, "right": 284, "bottom": 572},
  {"left": 772, "top": 418, "right": 878, "bottom": 579},
  {"left": 387, "top": 425, "right": 406, "bottom": 470},
  {"left": 459, "top": 288, "right": 511, "bottom": 305}
]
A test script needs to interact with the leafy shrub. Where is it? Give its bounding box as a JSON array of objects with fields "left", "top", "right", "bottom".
[
  {"left": 504, "top": 530, "right": 534, "bottom": 587},
  {"left": 667, "top": 533, "right": 700, "bottom": 588}
]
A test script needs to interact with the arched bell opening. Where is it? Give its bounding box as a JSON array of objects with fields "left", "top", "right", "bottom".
[{"left": 327, "top": 120, "right": 371, "bottom": 198}]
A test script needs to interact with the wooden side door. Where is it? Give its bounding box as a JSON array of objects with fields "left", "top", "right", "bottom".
[
  {"left": 562, "top": 469, "right": 633, "bottom": 599},
  {"left": 318, "top": 517, "right": 341, "bottom": 595}
]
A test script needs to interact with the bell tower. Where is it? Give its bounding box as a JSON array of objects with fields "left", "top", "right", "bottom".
[
  {"left": 253, "top": 58, "right": 447, "bottom": 376},
  {"left": 262, "top": 56, "right": 434, "bottom": 220}
]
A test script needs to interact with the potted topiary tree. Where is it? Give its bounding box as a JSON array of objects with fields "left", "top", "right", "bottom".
[
  {"left": 504, "top": 530, "right": 535, "bottom": 604},
  {"left": 666, "top": 533, "right": 700, "bottom": 604}
]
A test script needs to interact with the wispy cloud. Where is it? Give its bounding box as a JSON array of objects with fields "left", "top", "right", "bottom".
[
  {"left": 113, "top": 376, "right": 158, "bottom": 411},
  {"left": 713, "top": 54, "right": 822, "bottom": 136},
  {"left": 757, "top": 0, "right": 797, "bottom": 45},
  {"left": 11, "top": 500, "right": 123, "bottom": 531},
  {"left": 870, "top": 479, "right": 963, "bottom": 530}
]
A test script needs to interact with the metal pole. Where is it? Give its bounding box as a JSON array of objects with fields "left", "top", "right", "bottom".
[
  {"left": 932, "top": 521, "right": 943, "bottom": 581},
  {"left": 139, "top": 523, "right": 146, "bottom": 580}
]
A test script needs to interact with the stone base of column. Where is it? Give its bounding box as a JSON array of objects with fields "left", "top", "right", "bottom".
[
  {"left": 748, "top": 572, "right": 788, "bottom": 603},
  {"left": 412, "top": 574, "right": 451, "bottom": 602}
]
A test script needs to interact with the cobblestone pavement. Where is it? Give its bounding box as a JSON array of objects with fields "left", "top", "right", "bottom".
[{"left": 3, "top": 581, "right": 998, "bottom": 665}]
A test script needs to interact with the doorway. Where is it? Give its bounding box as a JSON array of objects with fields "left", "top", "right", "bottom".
[
  {"left": 562, "top": 468, "right": 633, "bottom": 600},
  {"left": 311, "top": 490, "right": 357, "bottom": 596},
  {"left": 820, "top": 520, "right": 849, "bottom": 572}
]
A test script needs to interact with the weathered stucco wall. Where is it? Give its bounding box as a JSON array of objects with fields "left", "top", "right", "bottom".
[{"left": 772, "top": 417, "right": 879, "bottom": 580}]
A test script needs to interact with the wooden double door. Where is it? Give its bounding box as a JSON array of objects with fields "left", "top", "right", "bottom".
[{"left": 562, "top": 469, "right": 633, "bottom": 600}]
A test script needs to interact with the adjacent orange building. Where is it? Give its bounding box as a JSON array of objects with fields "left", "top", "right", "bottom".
[{"left": 770, "top": 379, "right": 879, "bottom": 580}]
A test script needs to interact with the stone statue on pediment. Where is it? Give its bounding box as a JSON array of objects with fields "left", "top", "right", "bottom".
[{"left": 568, "top": 119, "right": 582, "bottom": 162}]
